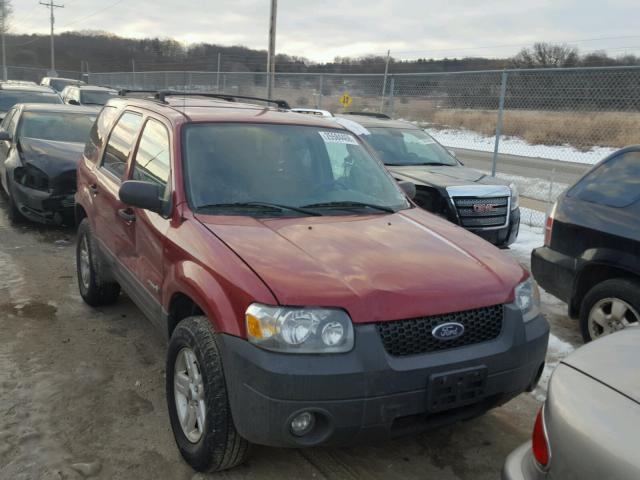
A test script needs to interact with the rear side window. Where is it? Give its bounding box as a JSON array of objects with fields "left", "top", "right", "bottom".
[
  {"left": 101, "top": 111, "right": 142, "bottom": 179},
  {"left": 132, "top": 118, "right": 171, "bottom": 191},
  {"left": 568, "top": 151, "right": 640, "bottom": 208},
  {"left": 84, "top": 106, "right": 119, "bottom": 162}
]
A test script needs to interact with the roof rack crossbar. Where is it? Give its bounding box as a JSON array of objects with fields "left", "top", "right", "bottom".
[
  {"left": 155, "top": 90, "right": 291, "bottom": 109},
  {"left": 343, "top": 111, "right": 391, "bottom": 119},
  {"left": 118, "top": 88, "right": 160, "bottom": 96}
]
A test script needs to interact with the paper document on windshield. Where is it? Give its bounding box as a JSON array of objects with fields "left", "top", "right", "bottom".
[{"left": 319, "top": 131, "right": 359, "bottom": 145}]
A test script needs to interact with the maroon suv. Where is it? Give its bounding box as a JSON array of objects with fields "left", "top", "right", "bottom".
[{"left": 75, "top": 92, "right": 549, "bottom": 472}]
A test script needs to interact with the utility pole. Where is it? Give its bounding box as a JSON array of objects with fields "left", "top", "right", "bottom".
[
  {"left": 265, "top": 0, "right": 277, "bottom": 99},
  {"left": 380, "top": 49, "right": 391, "bottom": 112},
  {"left": 1, "top": 0, "right": 7, "bottom": 81},
  {"left": 131, "top": 58, "right": 135, "bottom": 88},
  {"left": 216, "top": 52, "right": 221, "bottom": 92},
  {"left": 39, "top": 1, "right": 64, "bottom": 76}
]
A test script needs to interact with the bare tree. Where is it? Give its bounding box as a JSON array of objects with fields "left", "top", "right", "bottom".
[
  {"left": 1, "top": 0, "right": 12, "bottom": 34},
  {"left": 511, "top": 42, "right": 580, "bottom": 68}
]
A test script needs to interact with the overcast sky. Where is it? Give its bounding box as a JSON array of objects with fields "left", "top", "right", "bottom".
[{"left": 9, "top": 0, "right": 640, "bottom": 62}]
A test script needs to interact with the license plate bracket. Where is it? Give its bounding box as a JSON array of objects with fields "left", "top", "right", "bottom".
[{"left": 427, "top": 366, "right": 488, "bottom": 413}]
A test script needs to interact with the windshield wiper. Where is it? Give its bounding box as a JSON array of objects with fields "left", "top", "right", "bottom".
[
  {"left": 197, "top": 202, "right": 322, "bottom": 216},
  {"left": 302, "top": 201, "right": 396, "bottom": 213}
]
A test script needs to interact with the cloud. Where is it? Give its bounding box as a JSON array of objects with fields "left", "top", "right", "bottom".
[{"left": 10, "top": 0, "right": 640, "bottom": 63}]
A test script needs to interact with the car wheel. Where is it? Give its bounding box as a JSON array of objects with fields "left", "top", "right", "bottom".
[
  {"left": 166, "top": 316, "right": 250, "bottom": 472},
  {"left": 76, "top": 218, "right": 121, "bottom": 306},
  {"left": 580, "top": 278, "right": 640, "bottom": 342}
]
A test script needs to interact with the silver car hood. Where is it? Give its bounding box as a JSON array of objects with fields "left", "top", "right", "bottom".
[{"left": 562, "top": 328, "right": 640, "bottom": 404}]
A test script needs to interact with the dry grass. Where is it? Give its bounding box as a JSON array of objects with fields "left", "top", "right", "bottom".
[{"left": 393, "top": 99, "right": 640, "bottom": 151}]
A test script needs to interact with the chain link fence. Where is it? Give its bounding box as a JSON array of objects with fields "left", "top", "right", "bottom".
[
  {"left": 5, "top": 65, "right": 83, "bottom": 82},
  {"left": 88, "top": 66, "right": 640, "bottom": 227}
]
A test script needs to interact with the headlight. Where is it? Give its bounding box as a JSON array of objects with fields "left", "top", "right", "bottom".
[
  {"left": 514, "top": 278, "right": 541, "bottom": 322},
  {"left": 246, "top": 304, "right": 354, "bottom": 353},
  {"left": 509, "top": 183, "right": 519, "bottom": 210}
]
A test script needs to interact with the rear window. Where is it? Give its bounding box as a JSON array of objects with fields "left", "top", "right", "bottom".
[
  {"left": 568, "top": 151, "right": 640, "bottom": 208},
  {"left": 19, "top": 111, "right": 97, "bottom": 143},
  {"left": 50, "top": 79, "right": 82, "bottom": 91},
  {"left": 80, "top": 90, "right": 117, "bottom": 106},
  {"left": 84, "top": 106, "right": 119, "bottom": 162},
  {"left": 0, "top": 91, "right": 62, "bottom": 111}
]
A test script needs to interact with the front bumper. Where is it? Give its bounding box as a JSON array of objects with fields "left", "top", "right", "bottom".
[
  {"left": 218, "top": 305, "right": 549, "bottom": 448},
  {"left": 502, "top": 442, "right": 547, "bottom": 480},
  {"left": 11, "top": 180, "right": 75, "bottom": 225},
  {"left": 472, "top": 207, "right": 521, "bottom": 247}
]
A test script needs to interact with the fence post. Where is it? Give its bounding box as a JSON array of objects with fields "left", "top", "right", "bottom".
[
  {"left": 222, "top": 74, "right": 227, "bottom": 94},
  {"left": 387, "top": 76, "right": 395, "bottom": 117},
  {"left": 491, "top": 70, "right": 508, "bottom": 177},
  {"left": 317, "top": 74, "right": 324, "bottom": 109}
]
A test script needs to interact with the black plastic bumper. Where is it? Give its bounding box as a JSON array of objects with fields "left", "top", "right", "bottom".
[
  {"left": 472, "top": 207, "right": 520, "bottom": 247},
  {"left": 218, "top": 304, "right": 549, "bottom": 448},
  {"left": 531, "top": 246, "right": 576, "bottom": 305}
]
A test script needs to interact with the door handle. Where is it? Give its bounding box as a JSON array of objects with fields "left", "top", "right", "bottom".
[
  {"left": 117, "top": 208, "right": 136, "bottom": 223},
  {"left": 89, "top": 183, "right": 98, "bottom": 195}
]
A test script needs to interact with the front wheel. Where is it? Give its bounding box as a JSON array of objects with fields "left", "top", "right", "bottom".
[
  {"left": 166, "top": 316, "right": 250, "bottom": 472},
  {"left": 580, "top": 278, "right": 640, "bottom": 342}
]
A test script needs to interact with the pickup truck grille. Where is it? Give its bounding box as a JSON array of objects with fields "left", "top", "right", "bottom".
[
  {"left": 453, "top": 196, "right": 509, "bottom": 228},
  {"left": 376, "top": 305, "right": 503, "bottom": 357}
]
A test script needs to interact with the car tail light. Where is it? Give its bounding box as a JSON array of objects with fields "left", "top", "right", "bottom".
[
  {"left": 532, "top": 406, "right": 551, "bottom": 468},
  {"left": 543, "top": 203, "right": 557, "bottom": 247}
]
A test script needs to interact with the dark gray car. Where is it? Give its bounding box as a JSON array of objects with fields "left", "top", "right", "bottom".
[
  {"left": 0, "top": 103, "right": 96, "bottom": 224},
  {"left": 292, "top": 109, "right": 520, "bottom": 247},
  {"left": 503, "top": 327, "right": 640, "bottom": 479}
]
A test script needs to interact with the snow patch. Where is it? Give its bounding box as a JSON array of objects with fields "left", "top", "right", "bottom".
[{"left": 424, "top": 126, "right": 615, "bottom": 165}]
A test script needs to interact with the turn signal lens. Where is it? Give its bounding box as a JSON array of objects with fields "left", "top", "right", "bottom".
[{"left": 532, "top": 406, "right": 551, "bottom": 468}]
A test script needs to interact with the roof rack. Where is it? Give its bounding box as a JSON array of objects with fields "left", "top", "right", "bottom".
[
  {"left": 155, "top": 90, "right": 291, "bottom": 110},
  {"left": 118, "top": 89, "right": 159, "bottom": 97},
  {"left": 291, "top": 108, "right": 334, "bottom": 117},
  {"left": 343, "top": 111, "right": 391, "bottom": 119}
]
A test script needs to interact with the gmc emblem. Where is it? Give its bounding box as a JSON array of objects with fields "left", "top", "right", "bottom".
[{"left": 473, "top": 203, "right": 497, "bottom": 213}]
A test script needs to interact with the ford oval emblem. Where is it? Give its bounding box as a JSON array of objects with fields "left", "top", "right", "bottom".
[{"left": 432, "top": 322, "right": 465, "bottom": 341}]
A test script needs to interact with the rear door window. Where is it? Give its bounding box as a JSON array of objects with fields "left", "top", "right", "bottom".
[
  {"left": 101, "top": 111, "right": 142, "bottom": 180},
  {"left": 568, "top": 151, "right": 640, "bottom": 208},
  {"left": 131, "top": 118, "right": 171, "bottom": 193},
  {"left": 85, "top": 106, "right": 119, "bottom": 162}
]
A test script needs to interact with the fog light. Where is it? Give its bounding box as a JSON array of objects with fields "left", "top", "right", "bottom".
[{"left": 290, "top": 411, "right": 315, "bottom": 437}]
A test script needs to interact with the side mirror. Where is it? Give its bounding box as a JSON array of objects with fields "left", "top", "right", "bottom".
[
  {"left": 119, "top": 181, "right": 165, "bottom": 214},
  {"left": 398, "top": 180, "right": 416, "bottom": 200},
  {"left": 0, "top": 128, "right": 11, "bottom": 142},
  {"left": 68, "top": 99, "right": 80, "bottom": 106}
]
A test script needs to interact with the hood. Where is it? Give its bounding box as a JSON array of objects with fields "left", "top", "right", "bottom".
[
  {"left": 388, "top": 165, "right": 510, "bottom": 189},
  {"left": 562, "top": 328, "right": 640, "bottom": 404},
  {"left": 196, "top": 208, "right": 525, "bottom": 324},
  {"left": 19, "top": 137, "right": 83, "bottom": 175}
]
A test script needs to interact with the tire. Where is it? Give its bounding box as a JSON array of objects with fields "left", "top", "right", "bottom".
[
  {"left": 76, "top": 218, "right": 120, "bottom": 306},
  {"left": 580, "top": 278, "right": 640, "bottom": 343},
  {"left": 166, "top": 316, "right": 250, "bottom": 472}
]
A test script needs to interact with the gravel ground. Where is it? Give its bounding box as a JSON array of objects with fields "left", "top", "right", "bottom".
[{"left": 0, "top": 197, "right": 580, "bottom": 480}]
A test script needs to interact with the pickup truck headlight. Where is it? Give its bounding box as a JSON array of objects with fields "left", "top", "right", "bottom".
[
  {"left": 246, "top": 304, "right": 354, "bottom": 353},
  {"left": 509, "top": 183, "right": 519, "bottom": 210},
  {"left": 515, "top": 278, "right": 541, "bottom": 322}
]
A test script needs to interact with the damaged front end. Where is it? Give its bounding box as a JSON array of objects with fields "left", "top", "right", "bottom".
[{"left": 10, "top": 138, "right": 82, "bottom": 225}]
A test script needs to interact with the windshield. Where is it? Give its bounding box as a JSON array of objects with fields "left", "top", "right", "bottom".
[
  {"left": 0, "top": 91, "right": 62, "bottom": 111},
  {"left": 80, "top": 90, "right": 117, "bottom": 105},
  {"left": 183, "top": 123, "right": 409, "bottom": 216},
  {"left": 365, "top": 127, "right": 458, "bottom": 166},
  {"left": 19, "top": 112, "right": 97, "bottom": 143}
]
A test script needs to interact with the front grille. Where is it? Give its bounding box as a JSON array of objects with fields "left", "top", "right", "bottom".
[
  {"left": 376, "top": 305, "right": 503, "bottom": 357},
  {"left": 453, "top": 196, "right": 509, "bottom": 228}
]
